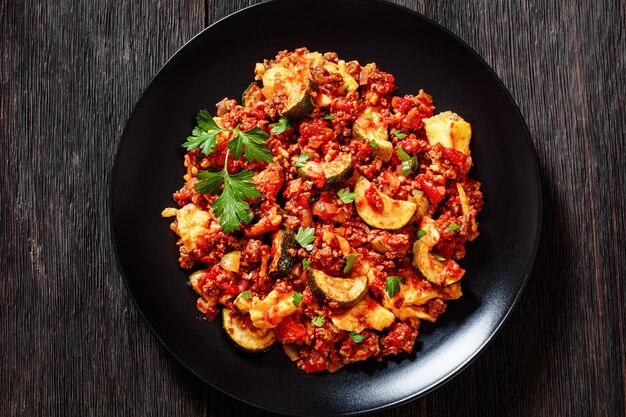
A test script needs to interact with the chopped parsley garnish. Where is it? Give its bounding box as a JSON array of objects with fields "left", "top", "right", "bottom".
[
  {"left": 294, "top": 153, "right": 312, "bottom": 168},
  {"left": 369, "top": 140, "right": 379, "bottom": 150},
  {"left": 295, "top": 227, "right": 316, "bottom": 251},
  {"left": 312, "top": 315, "right": 324, "bottom": 327},
  {"left": 302, "top": 258, "right": 311, "bottom": 271},
  {"left": 182, "top": 110, "right": 222, "bottom": 155},
  {"left": 396, "top": 146, "right": 419, "bottom": 176},
  {"left": 323, "top": 114, "right": 336, "bottom": 120},
  {"left": 392, "top": 129, "right": 407, "bottom": 139},
  {"left": 271, "top": 118, "right": 291, "bottom": 134},
  {"left": 348, "top": 332, "right": 366, "bottom": 343},
  {"left": 194, "top": 152, "right": 261, "bottom": 233},
  {"left": 433, "top": 253, "right": 446, "bottom": 261},
  {"left": 445, "top": 222, "right": 460, "bottom": 233},
  {"left": 416, "top": 230, "right": 427, "bottom": 239},
  {"left": 292, "top": 292, "right": 303, "bottom": 307},
  {"left": 364, "top": 112, "right": 374, "bottom": 120},
  {"left": 337, "top": 189, "right": 359, "bottom": 204},
  {"left": 343, "top": 253, "right": 360, "bottom": 274},
  {"left": 239, "top": 291, "right": 253, "bottom": 300},
  {"left": 385, "top": 276, "right": 406, "bottom": 298}
]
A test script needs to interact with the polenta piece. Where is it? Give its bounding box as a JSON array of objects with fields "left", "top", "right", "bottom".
[{"left": 423, "top": 111, "right": 472, "bottom": 154}]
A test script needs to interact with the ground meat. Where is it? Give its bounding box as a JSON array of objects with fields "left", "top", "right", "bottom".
[{"left": 165, "top": 47, "right": 483, "bottom": 373}]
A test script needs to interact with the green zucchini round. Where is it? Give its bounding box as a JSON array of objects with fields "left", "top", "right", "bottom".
[
  {"left": 306, "top": 268, "right": 368, "bottom": 308},
  {"left": 297, "top": 153, "right": 353, "bottom": 190},
  {"left": 268, "top": 229, "right": 298, "bottom": 278},
  {"left": 222, "top": 308, "right": 276, "bottom": 353}
]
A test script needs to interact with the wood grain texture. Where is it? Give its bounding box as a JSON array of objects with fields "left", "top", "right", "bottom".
[{"left": 2, "top": 0, "right": 624, "bottom": 416}]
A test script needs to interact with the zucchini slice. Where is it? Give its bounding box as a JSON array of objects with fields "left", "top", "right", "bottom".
[
  {"left": 297, "top": 153, "right": 353, "bottom": 190},
  {"left": 261, "top": 64, "right": 316, "bottom": 120},
  {"left": 242, "top": 82, "right": 264, "bottom": 108},
  {"left": 268, "top": 229, "right": 297, "bottom": 278},
  {"left": 352, "top": 107, "right": 393, "bottom": 162},
  {"left": 354, "top": 177, "right": 417, "bottom": 230},
  {"left": 306, "top": 268, "right": 368, "bottom": 308},
  {"left": 222, "top": 308, "right": 276, "bottom": 353},
  {"left": 411, "top": 240, "right": 465, "bottom": 287}
]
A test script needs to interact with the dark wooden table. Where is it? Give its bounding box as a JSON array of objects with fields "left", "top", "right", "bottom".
[{"left": 2, "top": 0, "right": 625, "bottom": 415}]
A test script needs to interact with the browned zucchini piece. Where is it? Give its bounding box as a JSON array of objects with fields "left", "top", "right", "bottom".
[
  {"left": 261, "top": 65, "right": 316, "bottom": 120},
  {"left": 352, "top": 107, "right": 393, "bottom": 161},
  {"left": 297, "top": 153, "right": 353, "bottom": 190},
  {"left": 222, "top": 308, "right": 276, "bottom": 352},
  {"left": 354, "top": 177, "right": 417, "bottom": 230},
  {"left": 268, "top": 229, "right": 297, "bottom": 278},
  {"left": 411, "top": 240, "right": 465, "bottom": 287},
  {"left": 306, "top": 268, "right": 368, "bottom": 308},
  {"left": 242, "top": 82, "right": 264, "bottom": 108}
]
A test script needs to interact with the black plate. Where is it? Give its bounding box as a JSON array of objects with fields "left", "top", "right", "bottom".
[{"left": 111, "top": 0, "right": 542, "bottom": 415}]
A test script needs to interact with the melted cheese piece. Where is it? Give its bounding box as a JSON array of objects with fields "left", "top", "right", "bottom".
[
  {"left": 170, "top": 203, "right": 212, "bottom": 252},
  {"left": 249, "top": 290, "right": 297, "bottom": 329},
  {"left": 423, "top": 111, "right": 472, "bottom": 155},
  {"left": 330, "top": 296, "right": 395, "bottom": 333}
]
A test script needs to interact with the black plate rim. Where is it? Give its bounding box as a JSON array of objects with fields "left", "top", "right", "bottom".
[{"left": 110, "top": 0, "right": 543, "bottom": 414}]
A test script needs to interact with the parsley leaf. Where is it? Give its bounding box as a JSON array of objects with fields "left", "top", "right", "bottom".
[
  {"left": 369, "top": 140, "right": 379, "bottom": 150},
  {"left": 337, "top": 189, "right": 359, "bottom": 204},
  {"left": 364, "top": 112, "right": 374, "bottom": 120},
  {"left": 416, "top": 230, "right": 427, "bottom": 239},
  {"left": 433, "top": 253, "right": 446, "bottom": 261},
  {"left": 323, "top": 114, "right": 336, "bottom": 120},
  {"left": 182, "top": 110, "right": 224, "bottom": 155},
  {"left": 194, "top": 169, "right": 225, "bottom": 195},
  {"left": 228, "top": 125, "right": 274, "bottom": 163},
  {"left": 294, "top": 153, "right": 312, "bottom": 168},
  {"left": 312, "top": 315, "right": 324, "bottom": 327},
  {"left": 385, "top": 276, "right": 406, "bottom": 298},
  {"left": 240, "top": 291, "right": 253, "bottom": 300},
  {"left": 343, "top": 253, "right": 360, "bottom": 274},
  {"left": 396, "top": 146, "right": 419, "bottom": 176},
  {"left": 348, "top": 332, "right": 365, "bottom": 343},
  {"left": 195, "top": 153, "right": 262, "bottom": 233},
  {"left": 271, "top": 118, "right": 291, "bottom": 134},
  {"left": 295, "top": 227, "right": 316, "bottom": 251},
  {"left": 445, "top": 222, "right": 460, "bottom": 233},
  {"left": 302, "top": 258, "right": 311, "bottom": 271},
  {"left": 292, "top": 292, "right": 303, "bottom": 307},
  {"left": 392, "top": 129, "right": 407, "bottom": 139}
]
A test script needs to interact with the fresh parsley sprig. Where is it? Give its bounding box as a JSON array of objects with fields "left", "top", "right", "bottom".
[
  {"left": 228, "top": 125, "right": 274, "bottom": 163},
  {"left": 194, "top": 150, "right": 261, "bottom": 233},
  {"left": 182, "top": 110, "right": 222, "bottom": 155},
  {"left": 183, "top": 110, "right": 273, "bottom": 163}
]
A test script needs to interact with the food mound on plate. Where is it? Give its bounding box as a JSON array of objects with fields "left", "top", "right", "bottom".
[{"left": 162, "top": 48, "right": 483, "bottom": 373}]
